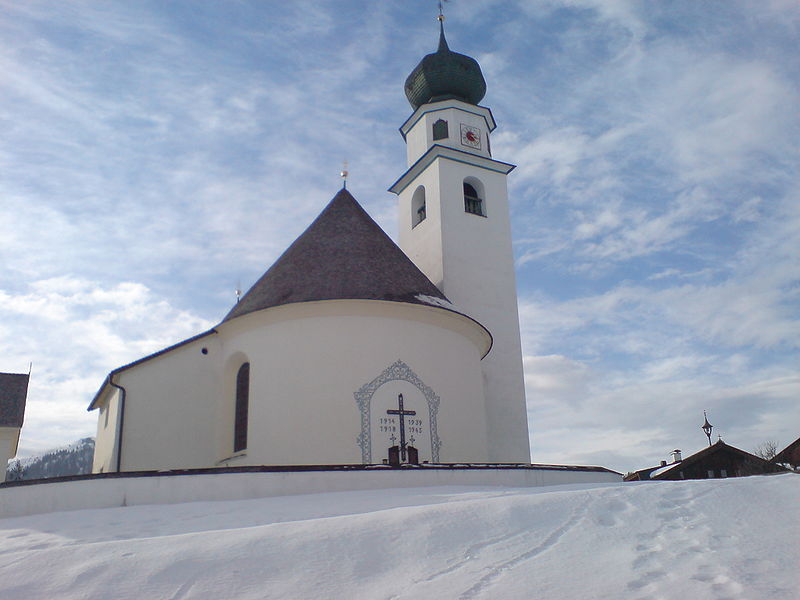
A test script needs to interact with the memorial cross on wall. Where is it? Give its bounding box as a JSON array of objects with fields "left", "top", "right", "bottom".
[{"left": 387, "top": 393, "right": 416, "bottom": 462}]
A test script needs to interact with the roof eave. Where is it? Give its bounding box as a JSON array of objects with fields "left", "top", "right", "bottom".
[
  {"left": 87, "top": 374, "right": 112, "bottom": 412},
  {"left": 389, "top": 144, "right": 515, "bottom": 195},
  {"left": 221, "top": 297, "right": 494, "bottom": 360}
]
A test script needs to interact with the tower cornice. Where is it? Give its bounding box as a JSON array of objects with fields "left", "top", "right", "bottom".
[{"left": 388, "top": 144, "right": 515, "bottom": 195}]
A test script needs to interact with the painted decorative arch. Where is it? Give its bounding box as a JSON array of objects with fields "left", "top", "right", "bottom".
[{"left": 355, "top": 359, "right": 441, "bottom": 464}]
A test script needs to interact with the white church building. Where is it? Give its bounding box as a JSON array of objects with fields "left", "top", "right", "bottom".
[{"left": 90, "top": 23, "right": 532, "bottom": 473}]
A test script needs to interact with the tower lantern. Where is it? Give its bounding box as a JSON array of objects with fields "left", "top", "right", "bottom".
[{"left": 702, "top": 411, "right": 714, "bottom": 446}]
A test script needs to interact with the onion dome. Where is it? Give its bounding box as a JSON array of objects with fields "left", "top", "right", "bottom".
[{"left": 404, "top": 22, "right": 487, "bottom": 109}]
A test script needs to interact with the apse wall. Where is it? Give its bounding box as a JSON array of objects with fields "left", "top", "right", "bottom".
[{"left": 216, "top": 299, "right": 492, "bottom": 467}]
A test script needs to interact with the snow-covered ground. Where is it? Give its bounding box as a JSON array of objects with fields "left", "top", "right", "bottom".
[{"left": 0, "top": 474, "right": 797, "bottom": 599}]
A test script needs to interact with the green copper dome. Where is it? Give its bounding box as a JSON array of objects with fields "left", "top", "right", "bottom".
[{"left": 404, "top": 23, "right": 487, "bottom": 110}]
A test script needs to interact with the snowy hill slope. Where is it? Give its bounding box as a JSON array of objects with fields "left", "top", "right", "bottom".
[{"left": 0, "top": 475, "right": 797, "bottom": 599}]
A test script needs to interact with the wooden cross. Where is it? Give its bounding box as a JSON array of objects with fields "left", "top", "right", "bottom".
[{"left": 387, "top": 393, "right": 416, "bottom": 462}]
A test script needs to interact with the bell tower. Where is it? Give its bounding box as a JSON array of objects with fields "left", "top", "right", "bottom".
[{"left": 389, "top": 19, "right": 530, "bottom": 463}]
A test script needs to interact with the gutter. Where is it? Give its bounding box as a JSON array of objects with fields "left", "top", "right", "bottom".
[{"left": 109, "top": 375, "right": 127, "bottom": 473}]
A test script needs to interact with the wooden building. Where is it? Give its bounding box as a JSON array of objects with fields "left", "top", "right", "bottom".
[
  {"left": 774, "top": 436, "right": 800, "bottom": 469},
  {"left": 625, "top": 440, "right": 787, "bottom": 481}
]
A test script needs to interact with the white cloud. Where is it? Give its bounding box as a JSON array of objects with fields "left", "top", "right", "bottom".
[
  {"left": 0, "top": 277, "right": 213, "bottom": 457},
  {"left": 732, "top": 196, "right": 763, "bottom": 223},
  {"left": 523, "top": 354, "right": 593, "bottom": 405},
  {"left": 499, "top": 0, "right": 799, "bottom": 275},
  {"left": 526, "top": 352, "right": 800, "bottom": 470}
]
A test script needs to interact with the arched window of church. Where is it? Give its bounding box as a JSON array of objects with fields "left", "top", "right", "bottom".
[
  {"left": 463, "top": 179, "right": 486, "bottom": 217},
  {"left": 432, "top": 119, "right": 448, "bottom": 141},
  {"left": 234, "top": 362, "right": 250, "bottom": 452},
  {"left": 412, "top": 185, "right": 426, "bottom": 227}
]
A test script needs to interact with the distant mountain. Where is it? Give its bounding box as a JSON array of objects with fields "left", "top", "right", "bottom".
[{"left": 6, "top": 437, "right": 95, "bottom": 481}]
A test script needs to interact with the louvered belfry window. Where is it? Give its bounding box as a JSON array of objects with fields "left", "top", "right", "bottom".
[
  {"left": 234, "top": 362, "right": 250, "bottom": 452},
  {"left": 463, "top": 182, "right": 484, "bottom": 216}
]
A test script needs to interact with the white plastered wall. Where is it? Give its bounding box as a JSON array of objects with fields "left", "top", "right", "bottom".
[
  {"left": 92, "top": 300, "right": 492, "bottom": 471},
  {"left": 399, "top": 171, "right": 445, "bottom": 290},
  {"left": 397, "top": 104, "right": 531, "bottom": 463},
  {"left": 0, "top": 427, "right": 21, "bottom": 475},
  {"left": 92, "top": 387, "right": 121, "bottom": 473},
  {"left": 0, "top": 469, "right": 623, "bottom": 520},
  {"left": 216, "top": 300, "right": 491, "bottom": 466},
  {"left": 110, "top": 335, "right": 223, "bottom": 472},
  {"left": 403, "top": 100, "right": 494, "bottom": 164}
]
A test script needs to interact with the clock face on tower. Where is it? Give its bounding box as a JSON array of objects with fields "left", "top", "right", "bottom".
[{"left": 460, "top": 124, "right": 482, "bottom": 150}]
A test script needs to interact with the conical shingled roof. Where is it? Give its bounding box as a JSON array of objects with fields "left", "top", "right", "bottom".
[{"left": 223, "top": 188, "right": 449, "bottom": 322}]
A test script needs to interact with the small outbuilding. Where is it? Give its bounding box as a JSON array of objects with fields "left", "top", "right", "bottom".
[{"left": 0, "top": 372, "right": 29, "bottom": 475}]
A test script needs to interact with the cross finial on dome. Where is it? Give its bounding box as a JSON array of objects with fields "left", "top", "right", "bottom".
[
  {"left": 404, "top": 0, "right": 486, "bottom": 109},
  {"left": 437, "top": 1, "right": 449, "bottom": 51}
]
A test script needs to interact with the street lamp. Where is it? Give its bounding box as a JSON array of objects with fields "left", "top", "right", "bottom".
[{"left": 701, "top": 411, "right": 713, "bottom": 446}]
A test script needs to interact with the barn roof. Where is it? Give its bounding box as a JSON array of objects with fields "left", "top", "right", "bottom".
[
  {"left": 649, "top": 441, "right": 776, "bottom": 479},
  {"left": 0, "top": 372, "right": 29, "bottom": 428},
  {"left": 774, "top": 436, "right": 800, "bottom": 467},
  {"left": 223, "top": 188, "right": 449, "bottom": 322}
]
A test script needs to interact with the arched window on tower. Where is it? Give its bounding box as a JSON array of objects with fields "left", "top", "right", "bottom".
[
  {"left": 234, "top": 362, "right": 250, "bottom": 452},
  {"left": 432, "top": 119, "right": 448, "bottom": 141},
  {"left": 463, "top": 179, "right": 486, "bottom": 217},
  {"left": 412, "top": 185, "right": 426, "bottom": 227}
]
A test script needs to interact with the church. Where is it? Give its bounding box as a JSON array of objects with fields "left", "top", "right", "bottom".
[{"left": 90, "top": 22, "right": 531, "bottom": 473}]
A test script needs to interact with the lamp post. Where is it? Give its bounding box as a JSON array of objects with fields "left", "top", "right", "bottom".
[{"left": 701, "top": 411, "right": 713, "bottom": 446}]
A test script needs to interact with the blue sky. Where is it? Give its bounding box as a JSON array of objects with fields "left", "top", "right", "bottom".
[{"left": 1, "top": 0, "right": 798, "bottom": 473}]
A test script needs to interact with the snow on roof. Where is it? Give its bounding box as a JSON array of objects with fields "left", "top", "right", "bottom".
[
  {"left": 649, "top": 462, "right": 679, "bottom": 478},
  {"left": 414, "top": 294, "right": 455, "bottom": 309}
]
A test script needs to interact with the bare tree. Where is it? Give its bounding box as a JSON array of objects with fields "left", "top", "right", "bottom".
[{"left": 753, "top": 440, "right": 779, "bottom": 461}]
